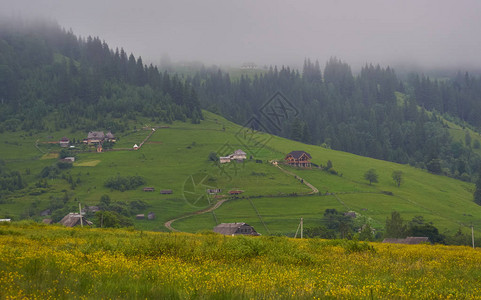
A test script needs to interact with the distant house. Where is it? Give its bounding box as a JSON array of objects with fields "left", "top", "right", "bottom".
[
  {"left": 59, "top": 213, "right": 93, "bottom": 227},
  {"left": 133, "top": 144, "right": 139, "bottom": 150},
  {"left": 59, "top": 137, "right": 70, "bottom": 148},
  {"left": 148, "top": 212, "right": 156, "bottom": 220},
  {"left": 213, "top": 223, "right": 260, "bottom": 236},
  {"left": 382, "top": 237, "right": 431, "bottom": 245},
  {"left": 63, "top": 157, "right": 75, "bottom": 162},
  {"left": 160, "top": 189, "right": 173, "bottom": 194},
  {"left": 285, "top": 151, "right": 312, "bottom": 168},
  {"left": 143, "top": 187, "right": 155, "bottom": 192},
  {"left": 230, "top": 149, "right": 247, "bottom": 161},
  {"left": 219, "top": 156, "right": 231, "bottom": 164},
  {"left": 207, "top": 188, "right": 222, "bottom": 194},
  {"left": 229, "top": 190, "right": 243, "bottom": 195},
  {"left": 84, "top": 131, "right": 115, "bottom": 145},
  {"left": 136, "top": 214, "right": 145, "bottom": 220}
]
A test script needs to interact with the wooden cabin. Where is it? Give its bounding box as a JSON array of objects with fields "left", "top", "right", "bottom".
[
  {"left": 59, "top": 213, "right": 93, "bottom": 227},
  {"left": 285, "top": 151, "right": 312, "bottom": 168},
  {"left": 160, "top": 189, "right": 173, "bottom": 194},
  {"left": 143, "top": 187, "right": 155, "bottom": 192},
  {"left": 59, "top": 137, "right": 70, "bottom": 147},
  {"left": 229, "top": 190, "right": 243, "bottom": 195},
  {"left": 213, "top": 223, "right": 260, "bottom": 236}
]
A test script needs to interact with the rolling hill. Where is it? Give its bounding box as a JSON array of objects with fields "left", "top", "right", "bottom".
[{"left": 1, "top": 110, "right": 480, "bottom": 240}]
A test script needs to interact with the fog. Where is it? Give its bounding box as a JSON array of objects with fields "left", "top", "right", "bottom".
[{"left": 2, "top": 0, "right": 481, "bottom": 71}]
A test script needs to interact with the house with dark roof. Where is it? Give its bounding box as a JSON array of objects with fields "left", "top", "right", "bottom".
[
  {"left": 59, "top": 213, "right": 93, "bottom": 227},
  {"left": 83, "top": 131, "right": 116, "bottom": 145},
  {"left": 213, "top": 223, "right": 260, "bottom": 236},
  {"left": 285, "top": 151, "right": 312, "bottom": 168},
  {"left": 382, "top": 237, "right": 431, "bottom": 245},
  {"left": 59, "top": 137, "right": 70, "bottom": 147}
]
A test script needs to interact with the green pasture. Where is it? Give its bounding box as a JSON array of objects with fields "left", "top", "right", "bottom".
[{"left": 1, "top": 110, "right": 481, "bottom": 237}]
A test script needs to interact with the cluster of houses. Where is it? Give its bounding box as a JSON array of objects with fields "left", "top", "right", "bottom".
[{"left": 220, "top": 149, "right": 247, "bottom": 164}]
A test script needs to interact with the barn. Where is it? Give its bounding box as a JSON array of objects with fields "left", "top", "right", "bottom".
[{"left": 213, "top": 223, "right": 260, "bottom": 236}]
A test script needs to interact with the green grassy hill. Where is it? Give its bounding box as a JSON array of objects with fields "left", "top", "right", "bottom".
[{"left": 0, "top": 110, "right": 479, "bottom": 237}]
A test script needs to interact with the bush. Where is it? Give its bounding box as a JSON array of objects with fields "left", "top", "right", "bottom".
[{"left": 104, "top": 175, "right": 146, "bottom": 191}]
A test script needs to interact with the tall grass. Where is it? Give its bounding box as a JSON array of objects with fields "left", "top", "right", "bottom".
[{"left": 1, "top": 223, "right": 481, "bottom": 299}]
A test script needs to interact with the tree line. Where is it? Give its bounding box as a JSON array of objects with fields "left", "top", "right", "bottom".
[
  {"left": 0, "top": 19, "right": 203, "bottom": 133},
  {"left": 188, "top": 58, "right": 481, "bottom": 181}
]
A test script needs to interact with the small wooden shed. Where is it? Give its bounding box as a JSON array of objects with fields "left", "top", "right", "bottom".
[{"left": 160, "top": 189, "right": 173, "bottom": 194}]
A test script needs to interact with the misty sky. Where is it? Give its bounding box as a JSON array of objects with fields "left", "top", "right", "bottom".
[{"left": 2, "top": 0, "right": 481, "bottom": 70}]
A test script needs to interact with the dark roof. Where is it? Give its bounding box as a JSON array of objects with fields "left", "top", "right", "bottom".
[
  {"left": 60, "top": 137, "right": 69, "bottom": 142},
  {"left": 105, "top": 131, "right": 115, "bottom": 139},
  {"left": 59, "top": 213, "right": 93, "bottom": 227},
  {"left": 87, "top": 131, "right": 105, "bottom": 139},
  {"left": 286, "top": 151, "right": 312, "bottom": 159},
  {"left": 160, "top": 189, "right": 173, "bottom": 194},
  {"left": 213, "top": 223, "right": 259, "bottom": 235},
  {"left": 382, "top": 237, "right": 430, "bottom": 245}
]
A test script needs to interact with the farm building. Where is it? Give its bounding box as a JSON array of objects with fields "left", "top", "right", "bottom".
[
  {"left": 59, "top": 137, "right": 70, "bottom": 147},
  {"left": 207, "top": 188, "right": 222, "bottom": 194},
  {"left": 230, "top": 149, "right": 247, "bottom": 161},
  {"left": 382, "top": 237, "right": 431, "bottom": 245},
  {"left": 160, "top": 189, "right": 173, "bottom": 194},
  {"left": 229, "top": 190, "right": 243, "bottom": 195},
  {"left": 148, "top": 212, "right": 156, "bottom": 220},
  {"left": 285, "top": 151, "right": 312, "bottom": 168},
  {"left": 143, "top": 187, "right": 155, "bottom": 192},
  {"left": 133, "top": 144, "right": 139, "bottom": 150},
  {"left": 219, "top": 156, "right": 231, "bottom": 164},
  {"left": 136, "top": 214, "right": 145, "bottom": 220},
  {"left": 83, "top": 131, "right": 116, "bottom": 145},
  {"left": 59, "top": 213, "right": 93, "bottom": 227},
  {"left": 213, "top": 223, "right": 260, "bottom": 236}
]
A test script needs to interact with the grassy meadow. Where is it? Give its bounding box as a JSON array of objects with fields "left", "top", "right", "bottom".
[
  {"left": 0, "top": 110, "right": 480, "bottom": 237},
  {"left": 1, "top": 223, "right": 481, "bottom": 299}
]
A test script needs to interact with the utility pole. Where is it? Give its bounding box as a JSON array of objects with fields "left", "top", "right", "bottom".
[
  {"left": 472, "top": 224, "right": 475, "bottom": 249},
  {"left": 300, "top": 217, "right": 303, "bottom": 239},
  {"left": 79, "top": 202, "right": 83, "bottom": 228}
]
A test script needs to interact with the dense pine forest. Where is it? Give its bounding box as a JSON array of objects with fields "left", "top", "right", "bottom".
[
  {"left": 189, "top": 59, "right": 481, "bottom": 181},
  {"left": 2, "top": 20, "right": 481, "bottom": 181},
  {"left": 0, "top": 20, "right": 203, "bottom": 134}
]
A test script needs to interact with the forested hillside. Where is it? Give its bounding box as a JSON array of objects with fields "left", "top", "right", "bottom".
[
  {"left": 189, "top": 59, "right": 481, "bottom": 181},
  {"left": 0, "top": 19, "right": 202, "bottom": 134}
]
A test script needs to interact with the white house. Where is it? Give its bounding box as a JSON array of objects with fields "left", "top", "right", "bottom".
[{"left": 219, "top": 156, "right": 231, "bottom": 163}]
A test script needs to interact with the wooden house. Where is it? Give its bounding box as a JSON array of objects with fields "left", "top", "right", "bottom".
[
  {"left": 59, "top": 213, "right": 93, "bottom": 227},
  {"left": 285, "top": 151, "right": 312, "bottom": 168},
  {"left": 136, "top": 214, "right": 145, "bottom": 220},
  {"left": 133, "top": 144, "right": 139, "bottom": 150},
  {"left": 229, "top": 190, "right": 243, "bottom": 195},
  {"left": 84, "top": 131, "right": 116, "bottom": 145},
  {"left": 148, "top": 212, "right": 156, "bottom": 220},
  {"left": 213, "top": 223, "right": 260, "bottom": 236},
  {"left": 207, "top": 188, "right": 222, "bottom": 194},
  {"left": 143, "top": 187, "right": 155, "bottom": 192},
  {"left": 160, "top": 189, "right": 173, "bottom": 194},
  {"left": 230, "top": 149, "right": 247, "bottom": 161},
  {"left": 382, "top": 237, "right": 431, "bottom": 245},
  {"left": 59, "top": 137, "right": 70, "bottom": 147}
]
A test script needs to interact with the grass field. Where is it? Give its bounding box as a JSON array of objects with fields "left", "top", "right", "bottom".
[
  {"left": 1, "top": 110, "right": 480, "bottom": 237},
  {"left": 1, "top": 223, "right": 481, "bottom": 299}
]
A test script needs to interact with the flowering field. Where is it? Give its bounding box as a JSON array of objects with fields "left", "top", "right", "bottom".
[{"left": 1, "top": 223, "right": 481, "bottom": 299}]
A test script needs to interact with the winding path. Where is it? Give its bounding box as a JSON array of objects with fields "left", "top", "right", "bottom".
[
  {"left": 274, "top": 164, "right": 319, "bottom": 194},
  {"left": 164, "top": 199, "right": 229, "bottom": 232}
]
